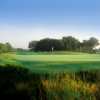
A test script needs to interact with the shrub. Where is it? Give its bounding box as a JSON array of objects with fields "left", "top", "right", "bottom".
[
  {"left": 0, "top": 63, "right": 30, "bottom": 82},
  {"left": 0, "top": 63, "right": 30, "bottom": 100}
]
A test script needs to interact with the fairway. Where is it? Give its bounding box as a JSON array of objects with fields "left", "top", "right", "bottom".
[{"left": 0, "top": 51, "right": 100, "bottom": 73}]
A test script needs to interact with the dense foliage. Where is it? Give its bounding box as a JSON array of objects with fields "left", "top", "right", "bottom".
[
  {"left": 28, "top": 40, "right": 37, "bottom": 51},
  {"left": 0, "top": 43, "right": 8, "bottom": 53},
  {"left": 0, "top": 42, "right": 13, "bottom": 53},
  {"left": 35, "top": 38, "right": 64, "bottom": 51},
  {"left": 0, "top": 63, "right": 30, "bottom": 100},
  {"left": 29, "top": 36, "right": 99, "bottom": 53},
  {"left": 0, "top": 63, "right": 30, "bottom": 82}
]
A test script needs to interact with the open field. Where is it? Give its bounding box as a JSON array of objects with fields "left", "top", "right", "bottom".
[{"left": 0, "top": 51, "right": 100, "bottom": 73}]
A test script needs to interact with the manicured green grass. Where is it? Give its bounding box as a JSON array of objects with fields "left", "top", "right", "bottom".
[{"left": 0, "top": 51, "right": 100, "bottom": 73}]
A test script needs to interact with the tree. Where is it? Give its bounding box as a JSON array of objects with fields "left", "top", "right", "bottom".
[
  {"left": 5, "top": 42, "right": 13, "bottom": 52},
  {"left": 28, "top": 40, "right": 37, "bottom": 51},
  {"left": 86, "top": 37, "right": 99, "bottom": 53},
  {"left": 87, "top": 37, "right": 99, "bottom": 47},
  {"left": 0, "top": 43, "right": 8, "bottom": 53},
  {"left": 29, "top": 36, "right": 99, "bottom": 53},
  {"left": 62, "top": 36, "right": 79, "bottom": 51},
  {"left": 35, "top": 38, "right": 64, "bottom": 52},
  {"left": 81, "top": 40, "right": 88, "bottom": 53}
]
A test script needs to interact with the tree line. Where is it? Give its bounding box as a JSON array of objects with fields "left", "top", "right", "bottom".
[
  {"left": 0, "top": 42, "right": 13, "bottom": 53},
  {"left": 28, "top": 36, "right": 99, "bottom": 53}
]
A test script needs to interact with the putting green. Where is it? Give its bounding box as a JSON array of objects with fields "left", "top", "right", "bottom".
[
  {"left": 0, "top": 52, "right": 100, "bottom": 73},
  {"left": 14, "top": 55, "right": 100, "bottom": 62}
]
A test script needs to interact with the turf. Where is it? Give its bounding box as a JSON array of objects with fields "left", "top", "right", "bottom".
[{"left": 0, "top": 51, "right": 100, "bottom": 73}]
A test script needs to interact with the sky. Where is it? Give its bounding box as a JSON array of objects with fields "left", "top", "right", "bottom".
[{"left": 0, "top": 0, "right": 100, "bottom": 49}]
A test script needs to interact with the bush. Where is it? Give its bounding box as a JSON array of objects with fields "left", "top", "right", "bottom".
[
  {"left": 0, "top": 63, "right": 30, "bottom": 100},
  {"left": 0, "top": 63, "right": 30, "bottom": 82}
]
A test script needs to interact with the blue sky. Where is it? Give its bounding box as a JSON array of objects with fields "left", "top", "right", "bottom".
[{"left": 0, "top": 0, "right": 100, "bottom": 49}]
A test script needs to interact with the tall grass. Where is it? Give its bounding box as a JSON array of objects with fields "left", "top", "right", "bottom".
[
  {"left": 41, "top": 71, "right": 98, "bottom": 100},
  {"left": 0, "top": 63, "right": 100, "bottom": 100},
  {"left": 29, "top": 68, "right": 100, "bottom": 100}
]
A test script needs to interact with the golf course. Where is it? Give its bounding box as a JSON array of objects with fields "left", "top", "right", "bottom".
[
  {"left": 1, "top": 51, "right": 100, "bottom": 100},
  {"left": 0, "top": 51, "right": 100, "bottom": 73}
]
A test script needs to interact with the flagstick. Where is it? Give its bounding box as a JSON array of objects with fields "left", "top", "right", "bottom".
[{"left": 52, "top": 46, "right": 54, "bottom": 59}]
